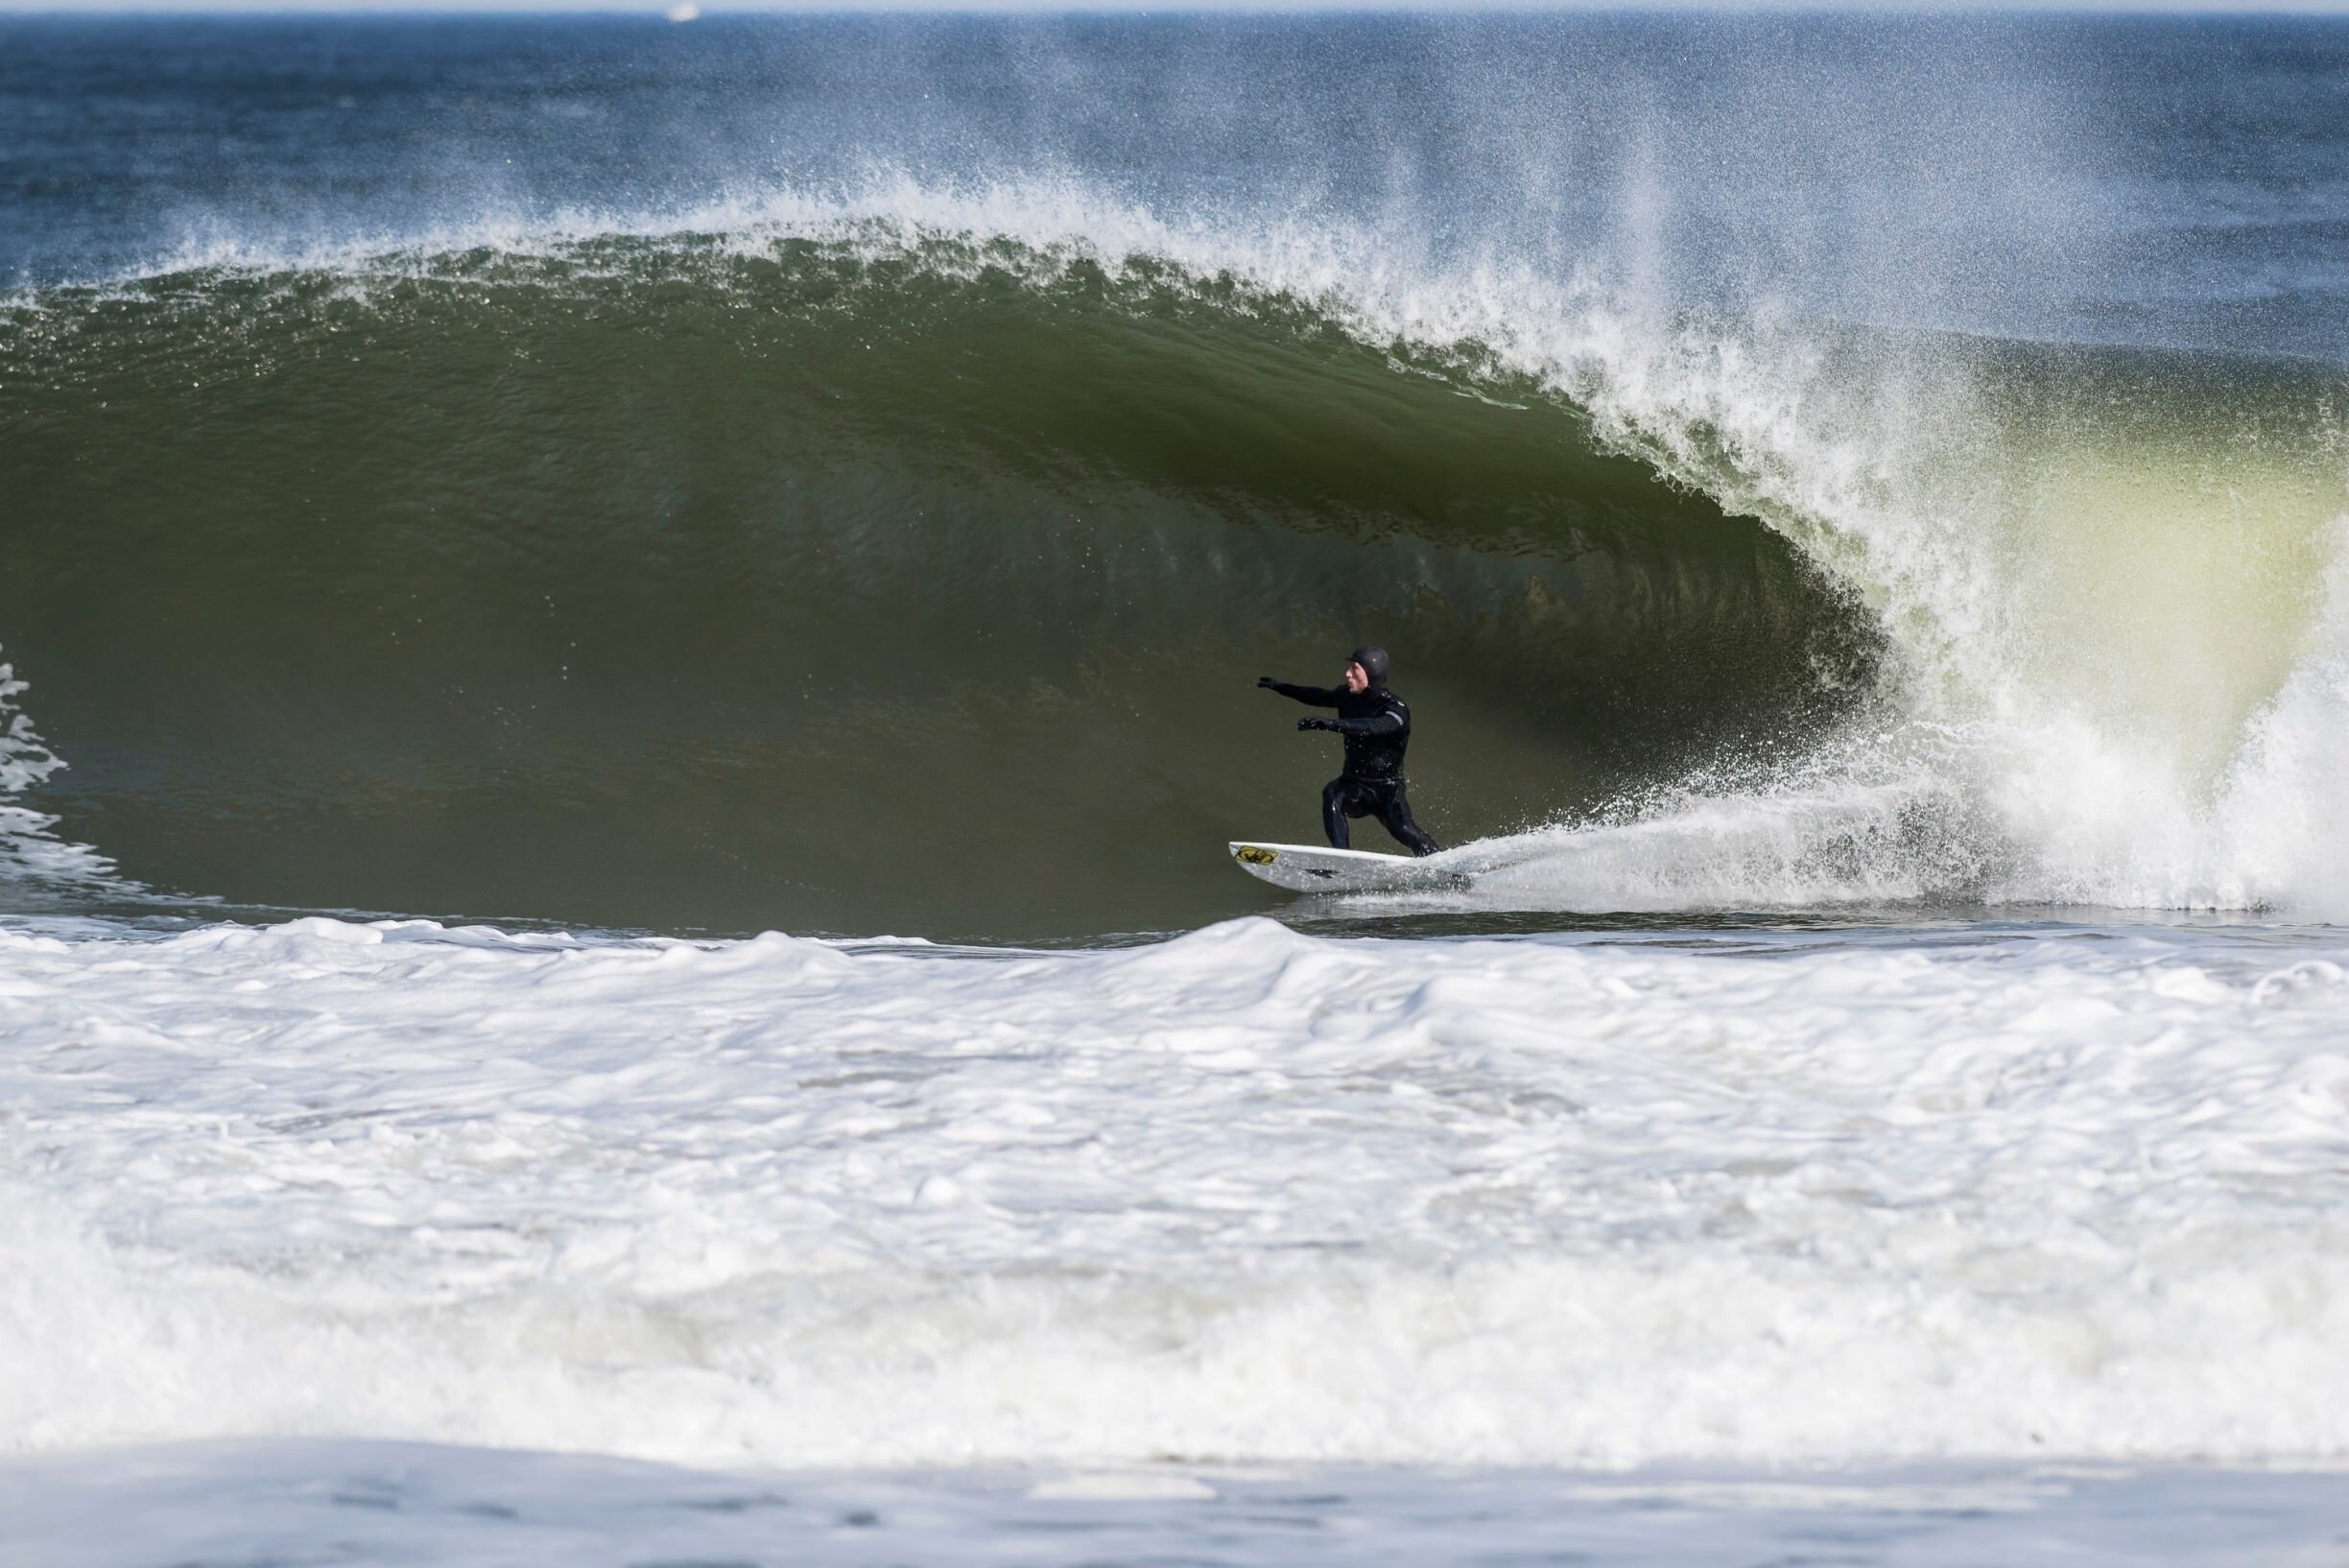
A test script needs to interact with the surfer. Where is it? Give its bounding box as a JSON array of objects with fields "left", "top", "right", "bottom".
[{"left": 1258, "top": 646, "right": 1441, "bottom": 857}]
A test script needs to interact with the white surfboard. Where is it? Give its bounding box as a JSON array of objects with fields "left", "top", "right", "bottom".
[{"left": 1227, "top": 840, "right": 1469, "bottom": 894}]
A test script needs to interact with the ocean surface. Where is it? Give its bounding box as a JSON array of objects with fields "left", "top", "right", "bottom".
[{"left": 4, "top": 12, "right": 2349, "bottom": 1564}]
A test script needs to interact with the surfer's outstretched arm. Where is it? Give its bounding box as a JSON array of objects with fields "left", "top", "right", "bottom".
[{"left": 1257, "top": 677, "right": 1341, "bottom": 707}]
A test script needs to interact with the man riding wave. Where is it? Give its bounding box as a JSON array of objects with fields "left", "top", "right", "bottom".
[{"left": 1258, "top": 645, "right": 1441, "bottom": 857}]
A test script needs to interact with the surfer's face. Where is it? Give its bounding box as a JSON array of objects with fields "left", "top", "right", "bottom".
[{"left": 1342, "top": 661, "right": 1369, "bottom": 694}]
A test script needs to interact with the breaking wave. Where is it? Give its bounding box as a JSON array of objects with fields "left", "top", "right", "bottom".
[{"left": 1, "top": 179, "right": 2343, "bottom": 933}]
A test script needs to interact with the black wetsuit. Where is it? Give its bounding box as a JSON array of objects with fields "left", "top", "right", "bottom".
[{"left": 1263, "top": 680, "right": 1442, "bottom": 856}]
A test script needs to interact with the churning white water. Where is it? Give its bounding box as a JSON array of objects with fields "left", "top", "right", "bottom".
[{"left": 6, "top": 914, "right": 2348, "bottom": 1470}]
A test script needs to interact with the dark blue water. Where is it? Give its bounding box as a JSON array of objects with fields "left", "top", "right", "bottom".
[{"left": 5, "top": 14, "right": 2347, "bottom": 360}]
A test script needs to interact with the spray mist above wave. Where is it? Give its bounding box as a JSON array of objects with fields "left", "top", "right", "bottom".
[
  {"left": 10, "top": 176, "right": 2349, "bottom": 922},
  {"left": 18, "top": 15, "right": 2340, "bottom": 357}
]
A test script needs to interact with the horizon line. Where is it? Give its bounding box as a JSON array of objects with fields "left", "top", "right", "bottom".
[{"left": 8, "top": 1, "right": 2349, "bottom": 13}]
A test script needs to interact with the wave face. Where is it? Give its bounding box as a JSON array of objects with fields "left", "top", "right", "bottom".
[
  {"left": 3, "top": 15, "right": 2348, "bottom": 934},
  {"left": 1, "top": 236, "right": 1872, "bottom": 936}
]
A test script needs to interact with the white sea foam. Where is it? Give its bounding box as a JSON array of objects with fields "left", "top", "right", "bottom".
[
  {"left": 5, "top": 914, "right": 2348, "bottom": 1469},
  {"left": 0, "top": 653, "right": 129, "bottom": 906}
]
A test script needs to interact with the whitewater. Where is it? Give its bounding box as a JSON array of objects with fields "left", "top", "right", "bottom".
[
  {"left": 6, "top": 12, "right": 2349, "bottom": 1563},
  {"left": 11, "top": 911, "right": 2349, "bottom": 1467},
  {"left": 7, "top": 910, "right": 2349, "bottom": 1560}
]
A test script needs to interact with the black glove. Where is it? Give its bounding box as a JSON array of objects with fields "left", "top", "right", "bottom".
[
  {"left": 1257, "top": 676, "right": 1279, "bottom": 689},
  {"left": 1298, "top": 717, "right": 1337, "bottom": 732}
]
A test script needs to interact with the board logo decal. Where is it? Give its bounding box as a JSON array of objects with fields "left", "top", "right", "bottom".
[{"left": 1235, "top": 845, "right": 1278, "bottom": 866}]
